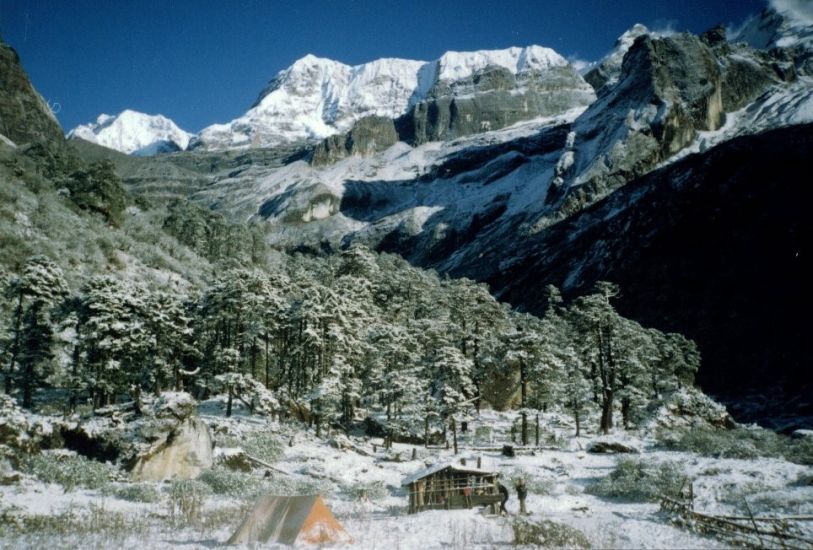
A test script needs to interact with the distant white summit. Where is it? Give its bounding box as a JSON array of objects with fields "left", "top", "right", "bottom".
[
  {"left": 68, "top": 109, "right": 193, "bottom": 156},
  {"left": 192, "top": 45, "right": 571, "bottom": 150}
]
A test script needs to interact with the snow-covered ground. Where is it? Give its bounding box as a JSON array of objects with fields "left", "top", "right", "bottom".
[{"left": 2, "top": 402, "right": 811, "bottom": 549}]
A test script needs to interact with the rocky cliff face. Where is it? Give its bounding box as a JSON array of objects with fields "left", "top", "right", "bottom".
[
  {"left": 311, "top": 116, "right": 398, "bottom": 166},
  {"left": 0, "top": 40, "right": 64, "bottom": 147},
  {"left": 547, "top": 32, "right": 726, "bottom": 222},
  {"left": 395, "top": 64, "right": 595, "bottom": 145},
  {"left": 584, "top": 24, "right": 651, "bottom": 91}
]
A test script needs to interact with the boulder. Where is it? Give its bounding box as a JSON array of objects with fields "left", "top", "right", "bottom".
[{"left": 131, "top": 416, "right": 213, "bottom": 481}]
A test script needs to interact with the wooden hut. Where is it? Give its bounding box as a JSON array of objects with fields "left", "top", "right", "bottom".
[{"left": 401, "top": 462, "right": 501, "bottom": 513}]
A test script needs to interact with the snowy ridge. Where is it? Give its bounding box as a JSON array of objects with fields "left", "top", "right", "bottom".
[
  {"left": 67, "top": 110, "right": 193, "bottom": 156},
  {"left": 731, "top": 2, "right": 813, "bottom": 50},
  {"left": 435, "top": 45, "right": 567, "bottom": 81},
  {"left": 583, "top": 24, "right": 652, "bottom": 89},
  {"left": 194, "top": 45, "right": 575, "bottom": 150}
]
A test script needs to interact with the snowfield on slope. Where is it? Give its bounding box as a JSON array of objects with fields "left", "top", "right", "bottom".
[{"left": 2, "top": 402, "right": 811, "bottom": 549}]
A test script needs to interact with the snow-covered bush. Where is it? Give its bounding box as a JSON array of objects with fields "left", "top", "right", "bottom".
[
  {"left": 167, "top": 479, "right": 210, "bottom": 524},
  {"left": 341, "top": 479, "right": 388, "bottom": 501},
  {"left": 220, "top": 428, "right": 283, "bottom": 464},
  {"left": 510, "top": 517, "right": 590, "bottom": 548},
  {"left": 585, "top": 458, "right": 690, "bottom": 502},
  {"left": 21, "top": 450, "right": 118, "bottom": 491},
  {"left": 101, "top": 482, "right": 162, "bottom": 503},
  {"left": 198, "top": 467, "right": 268, "bottom": 499},
  {"left": 661, "top": 426, "right": 813, "bottom": 464}
]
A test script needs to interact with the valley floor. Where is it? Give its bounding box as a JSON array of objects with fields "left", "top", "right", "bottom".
[{"left": 2, "top": 407, "right": 811, "bottom": 549}]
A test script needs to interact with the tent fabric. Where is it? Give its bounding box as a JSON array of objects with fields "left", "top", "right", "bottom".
[{"left": 227, "top": 494, "right": 352, "bottom": 545}]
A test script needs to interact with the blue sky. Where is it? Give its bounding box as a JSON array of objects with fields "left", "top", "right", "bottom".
[{"left": 0, "top": 0, "right": 766, "bottom": 133}]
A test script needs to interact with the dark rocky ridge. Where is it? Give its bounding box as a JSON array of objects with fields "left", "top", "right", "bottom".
[
  {"left": 472, "top": 123, "right": 813, "bottom": 401},
  {"left": 0, "top": 41, "right": 64, "bottom": 146}
]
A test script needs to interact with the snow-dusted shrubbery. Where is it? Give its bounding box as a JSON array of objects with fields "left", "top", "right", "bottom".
[
  {"left": 510, "top": 517, "right": 590, "bottom": 548},
  {"left": 167, "top": 479, "right": 211, "bottom": 524},
  {"left": 585, "top": 458, "right": 690, "bottom": 502},
  {"left": 341, "top": 479, "right": 389, "bottom": 501},
  {"left": 198, "top": 467, "right": 269, "bottom": 499},
  {"left": 21, "top": 450, "right": 119, "bottom": 491},
  {"left": 101, "top": 482, "right": 162, "bottom": 503},
  {"left": 660, "top": 426, "right": 813, "bottom": 465}
]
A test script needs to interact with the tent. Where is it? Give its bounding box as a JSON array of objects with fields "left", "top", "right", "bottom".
[{"left": 227, "top": 494, "right": 352, "bottom": 546}]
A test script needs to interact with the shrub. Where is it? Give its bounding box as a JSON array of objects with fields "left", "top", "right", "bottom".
[
  {"left": 198, "top": 467, "right": 268, "bottom": 499},
  {"left": 661, "top": 426, "right": 813, "bottom": 465},
  {"left": 167, "top": 479, "right": 211, "bottom": 524},
  {"left": 221, "top": 428, "right": 283, "bottom": 465},
  {"left": 511, "top": 517, "right": 590, "bottom": 548},
  {"left": 585, "top": 458, "right": 690, "bottom": 502},
  {"left": 342, "top": 479, "right": 388, "bottom": 501},
  {"left": 21, "top": 451, "right": 118, "bottom": 491},
  {"left": 474, "top": 425, "right": 493, "bottom": 445},
  {"left": 101, "top": 482, "right": 162, "bottom": 503}
]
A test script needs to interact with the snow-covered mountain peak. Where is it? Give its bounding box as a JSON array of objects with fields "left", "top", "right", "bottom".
[
  {"left": 68, "top": 110, "right": 193, "bottom": 156},
  {"left": 194, "top": 44, "right": 581, "bottom": 150},
  {"left": 583, "top": 24, "right": 652, "bottom": 90},
  {"left": 436, "top": 45, "right": 567, "bottom": 81}
]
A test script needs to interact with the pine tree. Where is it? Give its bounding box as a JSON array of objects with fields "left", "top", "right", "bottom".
[{"left": 3, "top": 256, "right": 68, "bottom": 405}]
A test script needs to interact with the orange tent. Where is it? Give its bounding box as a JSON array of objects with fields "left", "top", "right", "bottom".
[{"left": 227, "top": 494, "right": 352, "bottom": 546}]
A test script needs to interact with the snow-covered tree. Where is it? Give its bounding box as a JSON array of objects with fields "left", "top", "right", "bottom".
[{"left": 3, "top": 256, "right": 68, "bottom": 406}]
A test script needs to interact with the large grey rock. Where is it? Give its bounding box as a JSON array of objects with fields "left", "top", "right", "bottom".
[{"left": 131, "top": 416, "right": 213, "bottom": 481}]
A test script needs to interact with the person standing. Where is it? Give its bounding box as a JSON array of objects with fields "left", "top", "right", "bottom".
[
  {"left": 416, "top": 479, "right": 425, "bottom": 510},
  {"left": 498, "top": 482, "right": 509, "bottom": 515},
  {"left": 516, "top": 478, "right": 528, "bottom": 515}
]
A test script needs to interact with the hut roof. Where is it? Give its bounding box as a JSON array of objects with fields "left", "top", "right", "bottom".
[{"left": 401, "top": 462, "right": 497, "bottom": 486}]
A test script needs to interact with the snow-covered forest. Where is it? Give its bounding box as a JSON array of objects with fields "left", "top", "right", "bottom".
[{"left": 2, "top": 246, "right": 699, "bottom": 439}]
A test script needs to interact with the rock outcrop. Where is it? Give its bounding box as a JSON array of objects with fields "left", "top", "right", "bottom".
[
  {"left": 396, "top": 64, "right": 594, "bottom": 145},
  {"left": 131, "top": 416, "right": 213, "bottom": 481},
  {"left": 549, "top": 32, "right": 725, "bottom": 218},
  {"left": 0, "top": 39, "right": 64, "bottom": 146},
  {"left": 311, "top": 116, "right": 399, "bottom": 165}
]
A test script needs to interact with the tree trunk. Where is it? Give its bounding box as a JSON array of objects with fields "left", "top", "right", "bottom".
[
  {"left": 520, "top": 361, "right": 528, "bottom": 408},
  {"left": 574, "top": 404, "right": 581, "bottom": 437},
  {"left": 535, "top": 414, "right": 540, "bottom": 446},
  {"left": 226, "top": 387, "right": 233, "bottom": 417},
  {"left": 451, "top": 418, "right": 458, "bottom": 455},
  {"left": 5, "top": 291, "right": 24, "bottom": 394},
  {"left": 265, "top": 334, "right": 270, "bottom": 388},
  {"left": 521, "top": 411, "right": 528, "bottom": 446},
  {"left": 424, "top": 415, "right": 429, "bottom": 448},
  {"left": 621, "top": 397, "right": 630, "bottom": 430}
]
